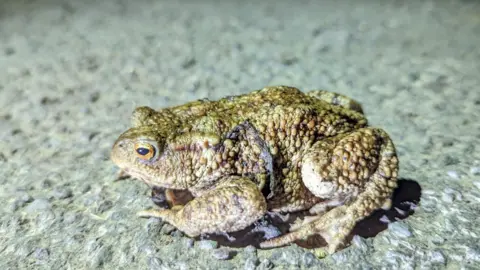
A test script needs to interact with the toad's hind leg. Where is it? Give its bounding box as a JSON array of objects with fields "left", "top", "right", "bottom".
[
  {"left": 260, "top": 128, "right": 398, "bottom": 254},
  {"left": 138, "top": 176, "right": 267, "bottom": 237}
]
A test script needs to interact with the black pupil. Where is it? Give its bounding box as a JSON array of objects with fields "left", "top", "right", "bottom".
[{"left": 136, "top": 147, "right": 150, "bottom": 156}]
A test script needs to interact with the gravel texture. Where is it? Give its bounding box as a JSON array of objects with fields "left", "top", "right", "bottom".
[{"left": 1, "top": 0, "right": 479, "bottom": 269}]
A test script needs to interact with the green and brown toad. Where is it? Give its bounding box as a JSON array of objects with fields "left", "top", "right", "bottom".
[{"left": 111, "top": 86, "right": 398, "bottom": 254}]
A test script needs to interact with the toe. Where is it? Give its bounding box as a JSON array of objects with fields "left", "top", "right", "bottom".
[
  {"left": 290, "top": 216, "right": 321, "bottom": 231},
  {"left": 137, "top": 209, "right": 168, "bottom": 218},
  {"left": 260, "top": 224, "right": 314, "bottom": 248}
]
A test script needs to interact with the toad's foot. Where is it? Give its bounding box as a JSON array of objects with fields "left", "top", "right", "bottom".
[
  {"left": 260, "top": 206, "right": 351, "bottom": 253},
  {"left": 289, "top": 215, "right": 321, "bottom": 232},
  {"left": 137, "top": 176, "right": 267, "bottom": 237},
  {"left": 260, "top": 128, "right": 398, "bottom": 254},
  {"left": 260, "top": 182, "right": 394, "bottom": 253}
]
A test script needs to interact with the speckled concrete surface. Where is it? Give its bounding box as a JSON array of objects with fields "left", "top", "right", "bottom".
[{"left": 1, "top": 0, "right": 480, "bottom": 269}]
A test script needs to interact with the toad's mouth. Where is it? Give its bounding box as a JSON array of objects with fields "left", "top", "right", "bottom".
[{"left": 121, "top": 167, "right": 155, "bottom": 187}]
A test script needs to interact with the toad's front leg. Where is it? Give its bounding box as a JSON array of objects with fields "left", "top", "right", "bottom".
[
  {"left": 260, "top": 127, "right": 398, "bottom": 254},
  {"left": 138, "top": 176, "right": 267, "bottom": 237}
]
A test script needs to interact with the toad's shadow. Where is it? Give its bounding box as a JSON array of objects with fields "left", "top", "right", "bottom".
[{"left": 151, "top": 178, "right": 422, "bottom": 249}]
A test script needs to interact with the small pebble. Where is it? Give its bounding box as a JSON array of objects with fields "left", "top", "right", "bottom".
[
  {"left": 17, "top": 192, "right": 33, "bottom": 204},
  {"left": 109, "top": 209, "right": 129, "bottom": 221},
  {"left": 447, "top": 171, "right": 459, "bottom": 179},
  {"left": 429, "top": 250, "right": 445, "bottom": 264},
  {"left": 394, "top": 207, "right": 406, "bottom": 216},
  {"left": 379, "top": 215, "right": 391, "bottom": 223},
  {"left": 352, "top": 235, "right": 368, "bottom": 251},
  {"left": 138, "top": 244, "right": 157, "bottom": 256},
  {"left": 40, "top": 179, "right": 53, "bottom": 189},
  {"left": 449, "top": 253, "right": 464, "bottom": 262},
  {"left": 174, "top": 261, "right": 189, "bottom": 270},
  {"left": 62, "top": 211, "right": 78, "bottom": 224},
  {"left": 383, "top": 250, "right": 402, "bottom": 265},
  {"left": 90, "top": 246, "right": 112, "bottom": 268},
  {"left": 159, "top": 223, "right": 175, "bottom": 235},
  {"left": 10, "top": 192, "right": 33, "bottom": 211},
  {"left": 430, "top": 235, "right": 446, "bottom": 245},
  {"left": 465, "top": 247, "right": 480, "bottom": 262},
  {"left": 401, "top": 201, "right": 418, "bottom": 211},
  {"left": 422, "top": 189, "right": 436, "bottom": 195},
  {"left": 331, "top": 251, "right": 348, "bottom": 264},
  {"left": 80, "top": 184, "right": 91, "bottom": 193},
  {"left": 147, "top": 257, "right": 163, "bottom": 270},
  {"left": 89, "top": 92, "right": 101, "bottom": 102},
  {"left": 25, "top": 198, "right": 52, "bottom": 213},
  {"left": 244, "top": 245, "right": 257, "bottom": 254},
  {"left": 443, "top": 187, "right": 462, "bottom": 201},
  {"left": 301, "top": 252, "right": 318, "bottom": 268},
  {"left": 269, "top": 250, "right": 282, "bottom": 262},
  {"left": 0, "top": 152, "right": 7, "bottom": 162},
  {"left": 244, "top": 257, "right": 259, "bottom": 270},
  {"left": 444, "top": 218, "right": 455, "bottom": 232},
  {"left": 96, "top": 200, "right": 113, "bottom": 213},
  {"left": 388, "top": 222, "right": 412, "bottom": 238},
  {"left": 184, "top": 238, "right": 194, "bottom": 248},
  {"left": 252, "top": 224, "right": 281, "bottom": 240},
  {"left": 33, "top": 247, "right": 50, "bottom": 261},
  {"left": 274, "top": 249, "right": 302, "bottom": 266},
  {"left": 212, "top": 248, "right": 233, "bottom": 260},
  {"left": 418, "top": 196, "right": 437, "bottom": 212},
  {"left": 52, "top": 187, "right": 73, "bottom": 199},
  {"left": 197, "top": 240, "right": 218, "bottom": 250},
  {"left": 470, "top": 167, "right": 480, "bottom": 175},
  {"left": 171, "top": 230, "right": 184, "bottom": 238},
  {"left": 257, "top": 259, "right": 273, "bottom": 270},
  {"left": 441, "top": 192, "right": 454, "bottom": 203},
  {"left": 473, "top": 181, "right": 480, "bottom": 190}
]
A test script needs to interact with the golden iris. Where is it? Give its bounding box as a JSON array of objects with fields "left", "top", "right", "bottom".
[{"left": 134, "top": 142, "right": 156, "bottom": 160}]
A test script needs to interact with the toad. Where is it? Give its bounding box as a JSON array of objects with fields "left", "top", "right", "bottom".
[{"left": 111, "top": 86, "right": 398, "bottom": 254}]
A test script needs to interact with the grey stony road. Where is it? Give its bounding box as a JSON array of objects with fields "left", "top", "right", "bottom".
[{"left": 1, "top": 0, "right": 479, "bottom": 269}]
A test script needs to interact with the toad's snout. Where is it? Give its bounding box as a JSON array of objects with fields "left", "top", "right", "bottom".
[{"left": 110, "top": 139, "right": 131, "bottom": 168}]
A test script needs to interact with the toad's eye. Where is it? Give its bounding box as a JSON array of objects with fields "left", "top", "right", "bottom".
[{"left": 134, "top": 142, "right": 157, "bottom": 161}]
